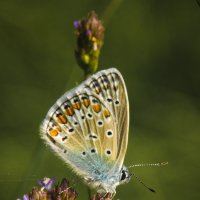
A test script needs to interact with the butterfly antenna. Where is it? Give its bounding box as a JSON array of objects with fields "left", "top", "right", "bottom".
[
  {"left": 131, "top": 173, "right": 156, "bottom": 193},
  {"left": 128, "top": 161, "right": 168, "bottom": 168}
]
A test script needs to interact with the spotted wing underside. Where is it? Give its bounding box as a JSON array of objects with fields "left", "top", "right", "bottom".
[{"left": 40, "top": 68, "right": 129, "bottom": 177}]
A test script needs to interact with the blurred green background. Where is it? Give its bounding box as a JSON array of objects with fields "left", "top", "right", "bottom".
[{"left": 0, "top": 0, "right": 200, "bottom": 199}]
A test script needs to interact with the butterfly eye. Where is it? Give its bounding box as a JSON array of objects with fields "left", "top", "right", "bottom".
[{"left": 120, "top": 170, "right": 127, "bottom": 181}]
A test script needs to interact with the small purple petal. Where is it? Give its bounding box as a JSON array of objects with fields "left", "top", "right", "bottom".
[
  {"left": 23, "top": 194, "right": 29, "bottom": 200},
  {"left": 38, "top": 180, "right": 45, "bottom": 187},
  {"left": 86, "top": 29, "right": 92, "bottom": 36},
  {"left": 45, "top": 178, "right": 56, "bottom": 190},
  {"left": 38, "top": 177, "right": 56, "bottom": 191},
  {"left": 73, "top": 21, "right": 80, "bottom": 28}
]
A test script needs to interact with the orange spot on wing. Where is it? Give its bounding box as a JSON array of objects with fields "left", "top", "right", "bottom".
[
  {"left": 49, "top": 127, "right": 61, "bottom": 137},
  {"left": 103, "top": 110, "right": 110, "bottom": 118},
  {"left": 72, "top": 102, "right": 81, "bottom": 110},
  {"left": 65, "top": 107, "right": 74, "bottom": 116},
  {"left": 92, "top": 104, "right": 101, "bottom": 113},
  {"left": 56, "top": 115, "right": 67, "bottom": 124},
  {"left": 82, "top": 100, "right": 90, "bottom": 108}
]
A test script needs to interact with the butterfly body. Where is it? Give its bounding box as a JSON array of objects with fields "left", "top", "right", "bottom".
[
  {"left": 84, "top": 164, "right": 130, "bottom": 194},
  {"left": 40, "top": 68, "right": 130, "bottom": 195}
]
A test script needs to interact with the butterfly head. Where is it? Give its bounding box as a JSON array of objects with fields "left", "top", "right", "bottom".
[{"left": 119, "top": 165, "right": 131, "bottom": 185}]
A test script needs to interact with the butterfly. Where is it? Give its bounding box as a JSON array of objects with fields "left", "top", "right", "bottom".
[{"left": 40, "top": 68, "right": 131, "bottom": 195}]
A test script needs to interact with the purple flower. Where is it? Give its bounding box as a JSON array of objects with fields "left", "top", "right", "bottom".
[
  {"left": 86, "top": 29, "right": 92, "bottom": 36},
  {"left": 38, "top": 177, "right": 56, "bottom": 191},
  {"left": 73, "top": 20, "right": 80, "bottom": 28},
  {"left": 18, "top": 177, "right": 78, "bottom": 200},
  {"left": 23, "top": 194, "right": 29, "bottom": 200}
]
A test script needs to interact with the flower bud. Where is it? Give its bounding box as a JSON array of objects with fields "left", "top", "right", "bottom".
[{"left": 74, "top": 11, "right": 105, "bottom": 78}]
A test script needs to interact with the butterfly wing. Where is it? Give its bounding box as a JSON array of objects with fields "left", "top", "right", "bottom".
[
  {"left": 40, "top": 68, "right": 129, "bottom": 181},
  {"left": 83, "top": 68, "right": 129, "bottom": 170}
]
